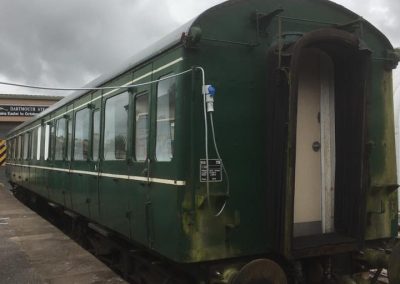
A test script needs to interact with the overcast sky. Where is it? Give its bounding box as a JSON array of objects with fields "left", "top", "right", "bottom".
[
  {"left": 0, "top": 0, "right": 398, "bottom": 97},
  {"left": 0, "top": 0, "right": 399, "bottom": 123},
  {"left": 0, "top": 0, "right": 222, "bottom": 95}
]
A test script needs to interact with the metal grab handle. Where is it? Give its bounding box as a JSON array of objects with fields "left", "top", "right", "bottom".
[
  {"left": 146, "top": 158, "right": 151, "bottom": 184},
  {"left": 312, "top": 141, "right": 321, "bottom": 152},
  {"left": 139, "top": 158, "right": 151, "bottom": 186}
]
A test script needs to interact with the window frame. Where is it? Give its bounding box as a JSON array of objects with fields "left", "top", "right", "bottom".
[
  {"left": 7, "top": 139, "right": 12, "bottom": 160},
  {"left": 31, "top": 128, "right": 37, "bottom": 160},
  {"left": 23, "top": 132, "right": 30, "bottom": 160},
  {"left": 66, "top": 117, "right": 73, "bottom": 161},
  {"left": 37, "top": 126, "right": 43, "bottom": 160},
  {"left": 44, "top": 124, "right": 50, "bottom": 160},
  {"left": 73, "top": 108, "right": 91, "bottom": 161},
  {"left": 134, "top": 92, "right": 149, "bottom": 162},
  {"left": 50, "top": 123, "right": 56, "bottom": 160},
  {"left": 103, "top": 91, "right": 130, "bottom": 161},
  {"left": 17, "top": 135, "right": 22, "bottom": 160},
  {"left": 155, "top": 73, "right": 177, "bottom": 162},
  {"left": 55, "top": 117, "right": 67, "bottom": 161},
  {"left": 13, "top": 138, "right": 16, "bottom": 160},
  {"left": 10, "top": 139, "right": 14, "bottom": 160},
  {"left": 92, "top": 109, "right": 101, "bottom": 161}
]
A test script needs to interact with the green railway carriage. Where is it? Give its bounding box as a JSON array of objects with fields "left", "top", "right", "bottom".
[{"left": 5, "top": 0, "right": 400, "bottom": 283}]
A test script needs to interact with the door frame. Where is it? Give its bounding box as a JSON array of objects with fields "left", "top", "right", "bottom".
[{"left": 281, "top": 28, "right": 370, "bottom": 256}]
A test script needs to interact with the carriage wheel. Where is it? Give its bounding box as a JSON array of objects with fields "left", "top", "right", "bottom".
[{"left": 232, "top": 259, "right": 288, "bottom": 284}]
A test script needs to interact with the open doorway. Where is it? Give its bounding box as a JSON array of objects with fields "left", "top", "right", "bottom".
[
  {"left": 285, "top": 29, "right": 371, "bottom": 249},
  {"left": 293, "top": 48, "right": 336, "bottom": 237}
]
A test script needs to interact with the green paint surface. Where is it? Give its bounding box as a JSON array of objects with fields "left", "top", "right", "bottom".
[{"left": 5, "top": 0, "right": 399, "bottom": 266}]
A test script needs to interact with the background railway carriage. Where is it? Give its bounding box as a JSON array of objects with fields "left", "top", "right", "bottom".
[{"left": 5, "top": 0, "right": 400, "bottom": 283}]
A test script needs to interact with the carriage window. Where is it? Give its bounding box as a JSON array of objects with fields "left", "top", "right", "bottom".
[
  {"left": 6, "top": 140, "right": 10, "bottom": 159},
  {"left": 23, "top": 133, "right": 30, "bottom": 160},
  {"left": 67, "top": 119, "right": 73, "bottom": 161},
  {"left": 74, "top": 108, "right": 90, "bottom": 161},
  {"left": 16, "top": 137, "right": 19, "bottom": 159},
  {"left": 15, "top": 136, "right": 18, "bottom": 159},
  {"left": 12, "top": 138, "right": 15, "bottom": 159},
  {"left": 6, "top": 140, "right": 11, "bottom": 160},
  {"left": 11, "top": 140, "right": 14, "bottom": 158},
  {"left": 16, "top": 138, "right": 19, "bottom": 159},
  {"left": 135, "top": 94, "right": 148, "bottom": 161},
  {"left": 13, "top": 139, "right": 16, "bottom": 159},
  {"left": 31, "top": 128, "right": 37, "bottom": 160},
  {"left": 37, "top": 126, "right": 42, "bottom": 160},
  {"left": 55, "top": 118, "right": 67, "bottom": 160},
  {"left": 50, "top": 124, "right": 56, "bottom": 160},
  {"left": 92, "top": 110, "right": 100, "bottom": 161},
  {"left": 9, "top": 140, "right": 13, "bottom": 158},
  {"left": 156, "top": 76, "right": 176, "bottom": 161},
  {"left": 8, "top": 139, "right": 11, "bottom": 159},
  {"left": 17, "top": 135, "right": 22, "bottom": 159},
  {"left": 13, "top": 138, "right": 16, "bottom": 159},
  {"left": 44, "top": 125, "right": 50, "bottom": 160},
  {"left": 104, "top": 92, "right": 129, "bottom": 160},
  {"left": 9, "top": 139, "right": 12, "bottom": 159}
]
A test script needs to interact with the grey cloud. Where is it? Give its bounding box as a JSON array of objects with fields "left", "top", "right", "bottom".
[
  {"left": 0, "top": 0, "right": 180, "bottom": 92},
  {"left": 333, "top": 0, "right": 400, "bottom": 45},
  {"left": 0, "top": 0, "right": 399, "bottom": 97},
  {"left": 333, "top": 0, "right": 400, "bottom": 118}
]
